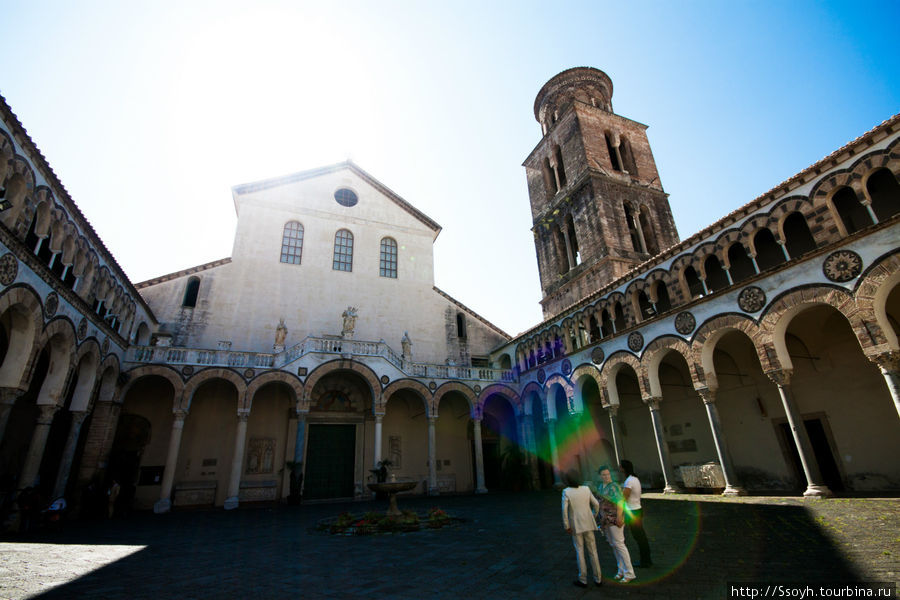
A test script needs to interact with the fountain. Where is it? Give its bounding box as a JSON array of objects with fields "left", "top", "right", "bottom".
[{"left": 367, "top": 480, "right": 417, "bottom": 516}]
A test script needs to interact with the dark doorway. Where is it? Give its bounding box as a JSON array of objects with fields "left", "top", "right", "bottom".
[
  {"left": 304, "top": 424, "right": 356, "bottom": 500},
  {"left": 778, "top": 418, "right": 844, "bottom": 492}
]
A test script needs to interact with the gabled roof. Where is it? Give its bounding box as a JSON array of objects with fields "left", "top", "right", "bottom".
[
  {"left": 231, "top": 160, "right": 442, "bottom": 236},
  {"left": 135, "top": 257, "right": 232, "bottom": 289}
]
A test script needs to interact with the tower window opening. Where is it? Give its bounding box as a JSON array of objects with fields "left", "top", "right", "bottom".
[
  {"left": 543, "top": 157, "right": 557, "bottom": 196},
  {"left": 554, "top": 145, "right": 567, "bottom": 188},
  {"left": 456, "top": 313, "right": 467, "bottom": 339},
  {"left": 182, "top": 277, "right": 200, "bottom": 308},
  {"left": 606, "top": 133, "right": 622, "bottom": 171}
]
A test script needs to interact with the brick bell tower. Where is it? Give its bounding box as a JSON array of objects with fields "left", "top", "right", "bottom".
[{"left": 525, "top": 67, "right": 679, "bottom": 317}]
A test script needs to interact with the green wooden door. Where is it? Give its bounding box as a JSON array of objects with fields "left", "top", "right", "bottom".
[{"left": 304, "top": 424, "right": 356, "bottom": 499}]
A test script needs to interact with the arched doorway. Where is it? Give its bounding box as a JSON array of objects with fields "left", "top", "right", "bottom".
[{"left": 479, "top": 393, "right": 518, "bottom": 490}]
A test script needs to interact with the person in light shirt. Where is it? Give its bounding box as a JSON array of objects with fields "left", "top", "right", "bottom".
[
  {"left": 561, "top": 469, "right": 603, "bottom": 588},
  {"left": 620, "top": 460, "right": 653, "bottom": 567}
]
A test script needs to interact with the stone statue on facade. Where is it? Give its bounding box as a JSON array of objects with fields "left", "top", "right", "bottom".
[
  {"left": 341, "top": 307, "right": 358, "bottom": 339},
  {"left": 274, "top": 319, "right": 287, "bottom": 352},
  {"left": 401, "top": 331, "right": 412, "bottom": 361}
]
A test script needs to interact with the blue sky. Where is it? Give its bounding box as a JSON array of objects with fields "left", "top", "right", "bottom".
[{"left": 2, "top": 1, "right": 898, "bottom": 336}]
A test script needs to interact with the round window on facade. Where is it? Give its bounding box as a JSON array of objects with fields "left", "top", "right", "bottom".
[{"left": 334, "top": 188, "right": 358, "bottom": 207}]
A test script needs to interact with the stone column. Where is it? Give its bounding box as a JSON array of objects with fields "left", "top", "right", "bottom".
[
  {"left": 700, "top": 277, "right": 710, "bottom": 296},
  {"left": 634, "top": 215, "right": 648, "bottom": 253},
  {"left": 749, "top": 253, "right": 761, "bottom": 274},
  {"left": 870, "top": 352, "right": 900, "bottom": 421},
  {"left": 224, "top": 411, "right": 250, "bottom": 510},
  {"left": 0, "top": 387, "right": 20, "bottom": 446},
  {"left": 52, "top": 410, "right": 89, "bottom": 499},
  {"left": 427, "top": 415, "right": 438, "bottom": 495},
  {"left": 155, "top": 409, "right": 188, "bottom": 514},
  {"left": 293, "top": 409, "right": 308, "bottom": 464},
  {"left": 861, "top": 198, "right": 879, "bottom": 224},
  {"left": 546, "top": 417, "right": 563, "bottom": 486},
  {"left": 374, "top": 413, "right": 384, "bottom": 467},
  {"left": 19, "top": 404, "right": 60, "bottom": 489},
  {"left": 645, "top": 397, "right": 681, "bottom": 493},
  {"left": 777, "top": 239, "right": 791, "bottom": 261},
  {"left": 607, "top": 405, "right": 625, "bottom": 468},
  {"left": 473, "top": 417, "right": 487, "bottom": 493},
  {"left": 766, "top": 369, "right": 832, "bottom": 497},
  {"left": 724, "top": 267, "right": 734, "bottom": 286},
  {"left": 697, "top": 388, "right": 746, "bottom": 496}
]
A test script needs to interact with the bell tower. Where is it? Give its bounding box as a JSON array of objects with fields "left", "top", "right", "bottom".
[{"left": 524, "top": 67, "right": 679, "bottom": 317}]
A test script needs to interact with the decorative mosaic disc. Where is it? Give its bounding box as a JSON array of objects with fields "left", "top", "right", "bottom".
[
  {"left": 243, "top": 368, "right": 255, "bottom": 379},
  {"left": 737, "top": 286, "right": 766, "bottom": 313},
  {"left": 44, "top": 292, "right": 58, "bottom": 318},
  {"left": 628, "top": 332, "right": 644, "bottom": 352},
  {"left": 822, "top": 250, "right": 863, "bottom": 283},
  {"left": 182, "top": 366, "right": 194, "bottom": 377},
  {"left": 537, "top": 368, "right": 546, "bottom": 384},
  {"left": 674, "top": 311, "right": 696, "bottom": 335},
  {"left": 473, "top": 384, "right": 481, "bottom": 393},
  {"left": 297, "top": 367, "right": 308, "bottom": 377},
  {"left": 428, "top": 381, "right": 437, "bottom": 391},
  {"left": 561, "top": 359, "right": 572, "bottom": 376},
  {"left": 77, "top": 317, "right": 88, "bottom": 340},
  {"left": 101, "top": 337, "right": 110, "bottom": 354},
  {"left": 0, "top": 253, "right": 17, "bottom": 286},
  {"left": 380, "top": 375, "right": 389, "bottom": 385},
  {"left": 591, "top": 347, "right": 605, "bottom": 364}
]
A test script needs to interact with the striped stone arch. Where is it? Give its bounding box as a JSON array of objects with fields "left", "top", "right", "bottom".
[
  {"left": 571, "top": 363, "right": 603, "bottom": 408},
  {"left": 477, "top": 383, "right": 520, "bottom": 415},
  {"left": 643, "top": 268, "right": 671, "bottom": 303},
  {"left": 31, "top": 187, "right": 56, "bottom": 238},
  {"left": 741, "top": 213, "right": 783, "bottom": 252},
  {"left": 758, "top": 285, "right": 867, "bottom": 372},
  {"left": 518, "top": 381, "right": 545, "bottom": 416},
  {"left": 383, "top": 378, "right": 432, "bottom": 416},
  {"left": 810, "top": 168, "right": 864, "bottom": 208},
  {"left": 599, "top": 350, "right": 646, "bottom": 406},
  {"left": 607, "top": 290, "right": 635, "bottom": 326},
  {"left": 850, "top": 148, "right": 900, "bottom": 196},
  {"left": 641, "top": 335, "right": 698, "bottom": 398},
  {"left": 120, "top": 365, "right": 184, "bottom": 408},
  {"left": 1, "top": 156, "right": 36, "bottom": 233},
  {"left": 694, "top": 241, "right": 721, "bottom": 279},
  {"left": 431, "top": 381, "right": 476, "bottom": 418},
  {"left": 691, "top": 313, "right": 763, "bottom": 388},
  {"left": 246, "top": 370, "right": 304, "bottom": 413},
  {"left": 853, "top": 250, "right": 900, "bottom": 353},
  {"left": 766, "top": 196, "right": 820, "bottom": 243},
  {"left": 716, "top": 228, "right": 751, "bottom": 268},
  {"left": 0, "top": 285, "right": 44, "bottom": 390},
  {"left": 670, "top": 254, "right": 697, "bottom": 300},
  {"left": 182, "top": 368, "right": 248, "bottom": 412},
  {"left": 69, "top": 339, "right": 102, "bottom": 412},
  {"left": 302, "top": 359, "right": 382, "bottom": 409},
  {"left": 34, "top": 317, "right": 78, "bottom": 406}
]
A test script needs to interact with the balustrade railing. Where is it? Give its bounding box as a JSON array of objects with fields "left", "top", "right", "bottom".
[{"left": 125, "top": 337, "right": 516, "bottom": 383}]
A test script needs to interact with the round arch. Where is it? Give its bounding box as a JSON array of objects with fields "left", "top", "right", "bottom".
[
  {"left": 183, "top": 368, "right": 248, "bottom": 411},
  {"left": 246, "top": 370, "right": 304, "bottom": 412},
  {"left": 432, "top": 381, "right": 476, "bottom": 417},
  {"left": 641, "top": 335, "right": 697, "bottom": 398},
  {"left": 303, "top": 359, "right": 382, "bottom": 410}
]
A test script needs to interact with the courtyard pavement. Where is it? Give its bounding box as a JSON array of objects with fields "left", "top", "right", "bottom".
[{"left": 0, "top": 491, "right": 897, "bottom": 599}]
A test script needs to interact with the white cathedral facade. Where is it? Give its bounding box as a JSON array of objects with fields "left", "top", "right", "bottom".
[{"left": 0, "top": 67, "right": 898, "bottom": 516}]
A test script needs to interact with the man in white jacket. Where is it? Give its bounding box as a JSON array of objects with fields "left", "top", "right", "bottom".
[{"left": 562, "top": 469, "right": 602, "bottom": 587}]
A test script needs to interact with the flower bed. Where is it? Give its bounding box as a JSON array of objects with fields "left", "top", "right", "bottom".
[{"left": 317, "top": 508, "right": 458, "bottom": 535}]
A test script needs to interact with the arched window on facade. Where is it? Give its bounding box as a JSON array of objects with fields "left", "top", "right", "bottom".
[
  {"left": 543, "top": 157, "right": 557, "bottom": 196},
  {"left": 638, "top": 207, "right": 658, "bottom": 255},
  {"left": 280, "top": 221, "right": 304, "bottom": 264},
  {"left": 553, "top": 223, "right": 570, "bottom": 274},
  {"left": 684, "top": 266, "right": 705, "bottom": 299},
  {"left": 606, "top": 133, "right": 622, "bottom": 171},
  {"left": 333, "top": 229, "right": 354, "bottom": 271},
  {"left": 600, "top": 309, "right": 614, "bottom": 337},
  {"left": 867, "top": 168, "right": 900, "bottom": 222},
  {"left": 783, "top": 212, "right": 817, "bottom": 258},
  {"left": 620, "top": 137, "right": 638, "bottom": 176},
  {"left": 588, "top": 315, "right": 600, "bottom": 342},
  {"left": 727, "top": 243, "right": 756, "bottom": 283},
  {"left": 456, "top": 312, "right": 467, "bottom": 339},
  {"left": 704, "top": 255, "right": 729, "bottom": 294},
  {"left": 753, "top": 228, "right": 786, "bottom": 271},
  {"left": 637, "top": 290, "right": 654, "bottom": 320},
  {"left": 613, "top": 302, "right": 627, "bottom": 331},
  {"left": 655, "top": 281, "right": 672, "bottom": 313},
  {"left": 832, "top": 187, "right": 872, "bottom": 235},
  {"left": 565, "top": 214, "right": 580, "bottom": 266},
  {"left": 182, "top": 277, "right": 200, "bottom": 308},
  {"left": 379, "top": 237, "right": 398, "bottom": 278},
  {"left": 554, "top": 145, "right": 567, "bottom": 188},
  {"left": 624, "top": 203, "right": 643, "bottom": 253}
]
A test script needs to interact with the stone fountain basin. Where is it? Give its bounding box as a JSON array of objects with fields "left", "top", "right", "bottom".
[{"left": 367, "top": 481, "right": 417, "bottom": 494}]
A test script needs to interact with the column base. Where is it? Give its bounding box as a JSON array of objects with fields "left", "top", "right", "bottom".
[
  {"left": 427, "top": 486, "right": 440, "bottom": 496},
  {"left": 722, "top": 485, "right": 747, "bottom": 496},
  {"left": 224, "top": 496, "right": 240, "bottom": 510},
  {"left": 663, "top": 484, "right": 683, "bottom": 494},
  {"left": 475, "top": 487, "right": 488, "bottom": 494},
  {"left": 803, "top": 485, "right": 833, "bottom": 498},
  {"left": 153, "top": 498, "right": 172, "bottom": 514}
]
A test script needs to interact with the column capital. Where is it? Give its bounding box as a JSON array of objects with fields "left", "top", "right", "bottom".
[
  {"left": 870, "top": 350, "right": 900, "bottom": 373},
  {"left": 173, "top": 408, "right": 189, "bottom": 421},
  {"left": 696, "top": 387, "right": 716, "bottom": 405},
  {"left": 236, "top": 411, "right": 250, "bottom": 423},
  {"left": 0, "top": 387, "right": 22, "bottom": 405},
  {"left": 70, "top": 410, "right": 89, "bottom": 426},
  {"left": 374, "top": 412, "right": 385, "bottom": 423},
  {"left": 765, "top": 368, "right": 793, "bottom": 387},
  {"left": 643, "top": 396, "right": 662, "bottom": 410},
  {"left": 292, "top": 407, "right": 310, "bottom": 419},
  {"left": 606, "top": 404, "right": 618, "bottom": 417},
  {"left": 36, "top": 404, "right": 60, "bottom": 424},
  {"left": 427, "top": 414, "right": 438, "bottom": 423}
]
